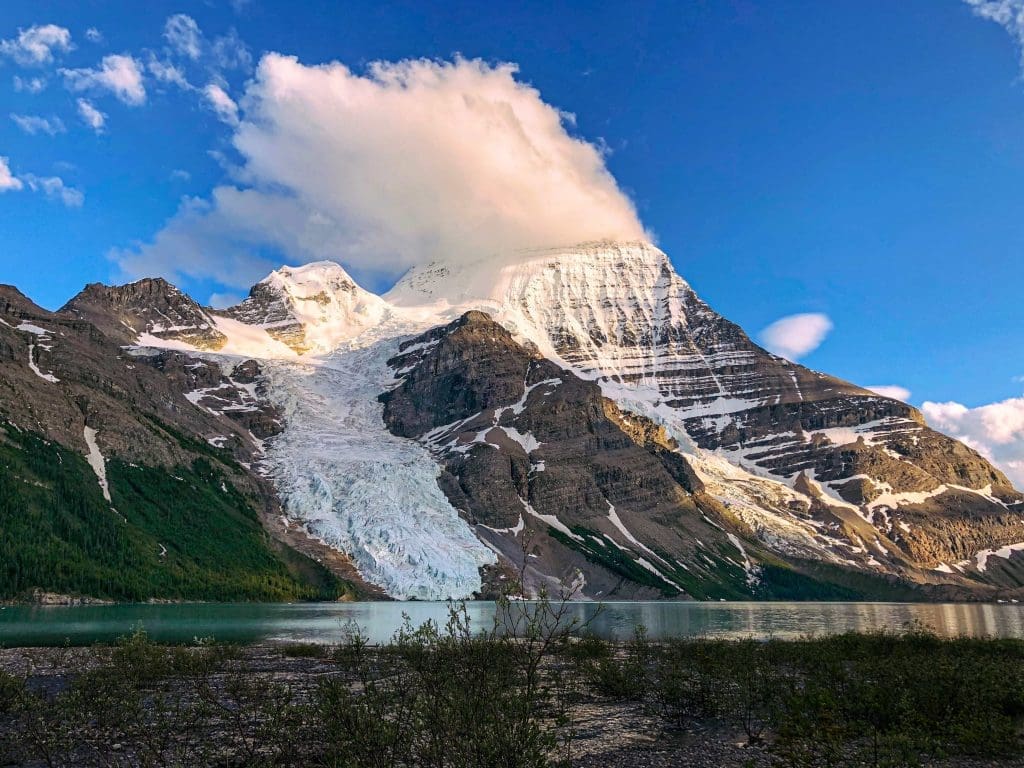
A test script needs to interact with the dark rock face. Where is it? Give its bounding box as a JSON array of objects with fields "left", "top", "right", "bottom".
[
  {"left": 382, "top": 312, "right": 774, "bottom": 599},
  {"left": 62, "top": 278, "right": 226, "bottom": 349},
  {"left": 379, "top": 310, "right": 1024, "bottom": 601},
  {"left": 221, "top": 281, "right": 311, "bottom": 353}
]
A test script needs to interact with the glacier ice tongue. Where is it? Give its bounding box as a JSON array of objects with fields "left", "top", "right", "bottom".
[{"left": 260, "top": 338, "right": 496, "bottom": 600}]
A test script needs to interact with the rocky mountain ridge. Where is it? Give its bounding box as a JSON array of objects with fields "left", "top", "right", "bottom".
[{"left": 4, "top": 240, "right": 1023, "bottom": 601}]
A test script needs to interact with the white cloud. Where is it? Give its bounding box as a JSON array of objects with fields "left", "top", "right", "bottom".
[
  {"left": 922, "top": 395, "right": 1024, "bottom": 489},
  {"left": 164, "top": 14, "right": 202, "bottom": 60},
  {"left": 77, "top": 99, "right": 106, "bottom": 132},
  {"left": 203, "top": 82, "right": 239, "bottom": 125},
  {"left": 867, "top": 385, "right": 912, "bottom": 402},
  {"left": 0, "top": 157, "right": 23, "bottom": 192},
  {"left": 61, "top": 54, "right": 146, "bottom": 105},
  {"left": 0, "top": 24, "right": 72, "bottom": 66},
  {"left": 210, "top": 29, "right": 251, "bottom": 71},
  {"left": 147, "top": 55, "right": 192, "bottom": 89},
  {"left": 0, "top": 157, "right": 81, "bottom": 205},
  {"left": 10, "top": 114, "right": 65, "bottom": 136},
  {"left": 965, "top": 1, "right": 1024, "bottom": 72},
  {"left": 758, "top": 313, "right": 833, "bottom": 360},
  {"left": 21, "top": 174, "right": 84, "bottom": 207},
  {"left": 85, "top": 27, "right": 103, "bottom": 44},
  {"left": 170, "top": 168, "right": 191, "bottom": 182},
  {"left": 112, "top": 54, "right": 648, "bottom": 288},
  {"left": 13, "top": 75, "right": 46, "bottom": 93}
]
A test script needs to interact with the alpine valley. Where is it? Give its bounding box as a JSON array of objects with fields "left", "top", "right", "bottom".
[{"left": 4, "top": 241, "right": 1023, "bottom": 603}]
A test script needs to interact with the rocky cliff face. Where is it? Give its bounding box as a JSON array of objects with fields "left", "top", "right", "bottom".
[
  {"left": 380, "top": 311, "right": 761, "bottom": 599},
  {"left": 385, "top": 242, "right": 1024, "bottom": 590},
  {"left": 63, "top": 278, "right": 226, "bottom": 349}
]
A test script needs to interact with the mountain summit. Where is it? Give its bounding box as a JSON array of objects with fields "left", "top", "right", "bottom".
[{"left": 2, "top": 240, "right": 1022, "bottom": 602}]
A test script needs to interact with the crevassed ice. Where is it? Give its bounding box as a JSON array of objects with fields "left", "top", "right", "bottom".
[{"left": 260, "top": 338, "right": 496, "bottom": 600}]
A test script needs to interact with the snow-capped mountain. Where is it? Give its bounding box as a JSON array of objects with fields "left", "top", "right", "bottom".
[
  {"left": 9, "top": 240, "right": 1024, "bottom": 602},
  {"left": 223, "top": 262, "right": 390, "bottom": 354}
]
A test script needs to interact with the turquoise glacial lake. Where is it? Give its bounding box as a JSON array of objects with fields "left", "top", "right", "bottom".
[{"left": 3, "top": 601, "right": 1024, "bottom": 647}]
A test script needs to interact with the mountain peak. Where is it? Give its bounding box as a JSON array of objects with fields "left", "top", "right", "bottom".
[
  {"left": 61, "top": 276, "right": 226, "bottom": 349},
  {"left": 223, "top": 260, "right": 388, "bottom": 354},
  {"left": 261, "top": 260, "right": 357, "bottom": 289},
  {"left": 385, "top": 239, "right": 673, "bottom": 308}
]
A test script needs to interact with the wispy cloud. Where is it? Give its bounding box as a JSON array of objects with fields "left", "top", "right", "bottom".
[
  {"left": 161, "top": 14, "right": 250, "bottom": 72},
  {"left": 21, "top": 174, "right": 84, "bottom": 207},
  {"left": 758, "top": 313, "right": 833, "bottom": 361},
  {"left": 965, "top": 1, "right": 1024, "bottom": 73},
  {"left": 10, "top": 113, "right": 66, "bottom": 136},
  {"left": 147, "top": 55, "right": 192, "bottom": 89},
  {"left": 77, "top": 99, "right": 106, "bottom": 132},
  {"left": 0, "top": 24, "right": 72, "bottom": 66},
  {"left": 203, "top": 82, "right": 239, "bottom": 125},
  {"left": 85, "top": 27, "right": 103, "bottom": 44},
  {"left": 164, "top": 14, "right": 202, "bottom": 61},
  {"left": 0, "top": 156, "right": 82, "bottom": 206},
  {"left": 61, "top": 54, "right": 146, "bottom": 105},
  {"left": 12, "top": 75, "right": 46, "bottom": 94}
]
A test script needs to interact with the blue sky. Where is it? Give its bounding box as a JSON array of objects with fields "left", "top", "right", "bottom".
[{"left": 2, "top": 0, "right": 1024, "bottom": 478}]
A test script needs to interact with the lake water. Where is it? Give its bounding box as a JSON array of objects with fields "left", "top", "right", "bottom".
[{"left": 3, "top": 601, "right": 1024, "bottom": 647}]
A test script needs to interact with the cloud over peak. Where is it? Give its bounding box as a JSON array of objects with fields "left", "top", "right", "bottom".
[{"left": 114, "top": 54, "right": 648, "bottom": 288}]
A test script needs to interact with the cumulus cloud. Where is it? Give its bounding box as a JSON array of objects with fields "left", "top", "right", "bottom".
[
  {"left": 164, "top": 14, "right": 202, "bottom": 60},
  {"left": 758, "top": 313, "right": 833, "bottom": 360},
  {"left": 922, "top": 396, "right": 1024, "bottom": 489},
  {"left": 170, "top": 168, "right": 191, "bottom": 182},
  {"left": 112, "top": 54, "right": 648, "bottom": 288},
  {"left": 0, "top": 157, "right": 23, "bottom": 192},
  {"left": 21, "top": 174, "right": 84, "bottom": 207},
  {"left": 0, "top": 24, "right": 72, "bottom": 66},
  {"left": 203, "top": 82, "right": 239, "bottom": 124},
  {"left": 61, "top": 54, "right": 146, "bottom": 105},
  {"left": 13, "top": 75, "right": 46, "bottom": 93},
  {"left": 965, "top": 1, "right": 1024, "bottom": 72},
  {"left": 10, "top": 114, "right": 65, "bottom": 136},
  {"left": 867, "top": 385, "right": 912, "bottom": 402},
  {"left": 77, "top": 99, "right": 106, "bottom": 132},
  {"left": 85, "top": 27, "right": 103, "bottom": 44}
]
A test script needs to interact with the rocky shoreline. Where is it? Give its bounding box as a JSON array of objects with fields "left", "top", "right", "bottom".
[{"left": 2, "top": 630, "right": 1023, "bottom": 767}]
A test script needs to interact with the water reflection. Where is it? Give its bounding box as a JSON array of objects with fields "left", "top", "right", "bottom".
[{"left": 2, "top": 601, "right": 1024, "bottom": 647}]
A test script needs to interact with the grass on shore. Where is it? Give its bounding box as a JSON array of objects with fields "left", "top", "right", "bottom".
[{"left": 1, "top": 601, "right": 1023, "bottom": 768}]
